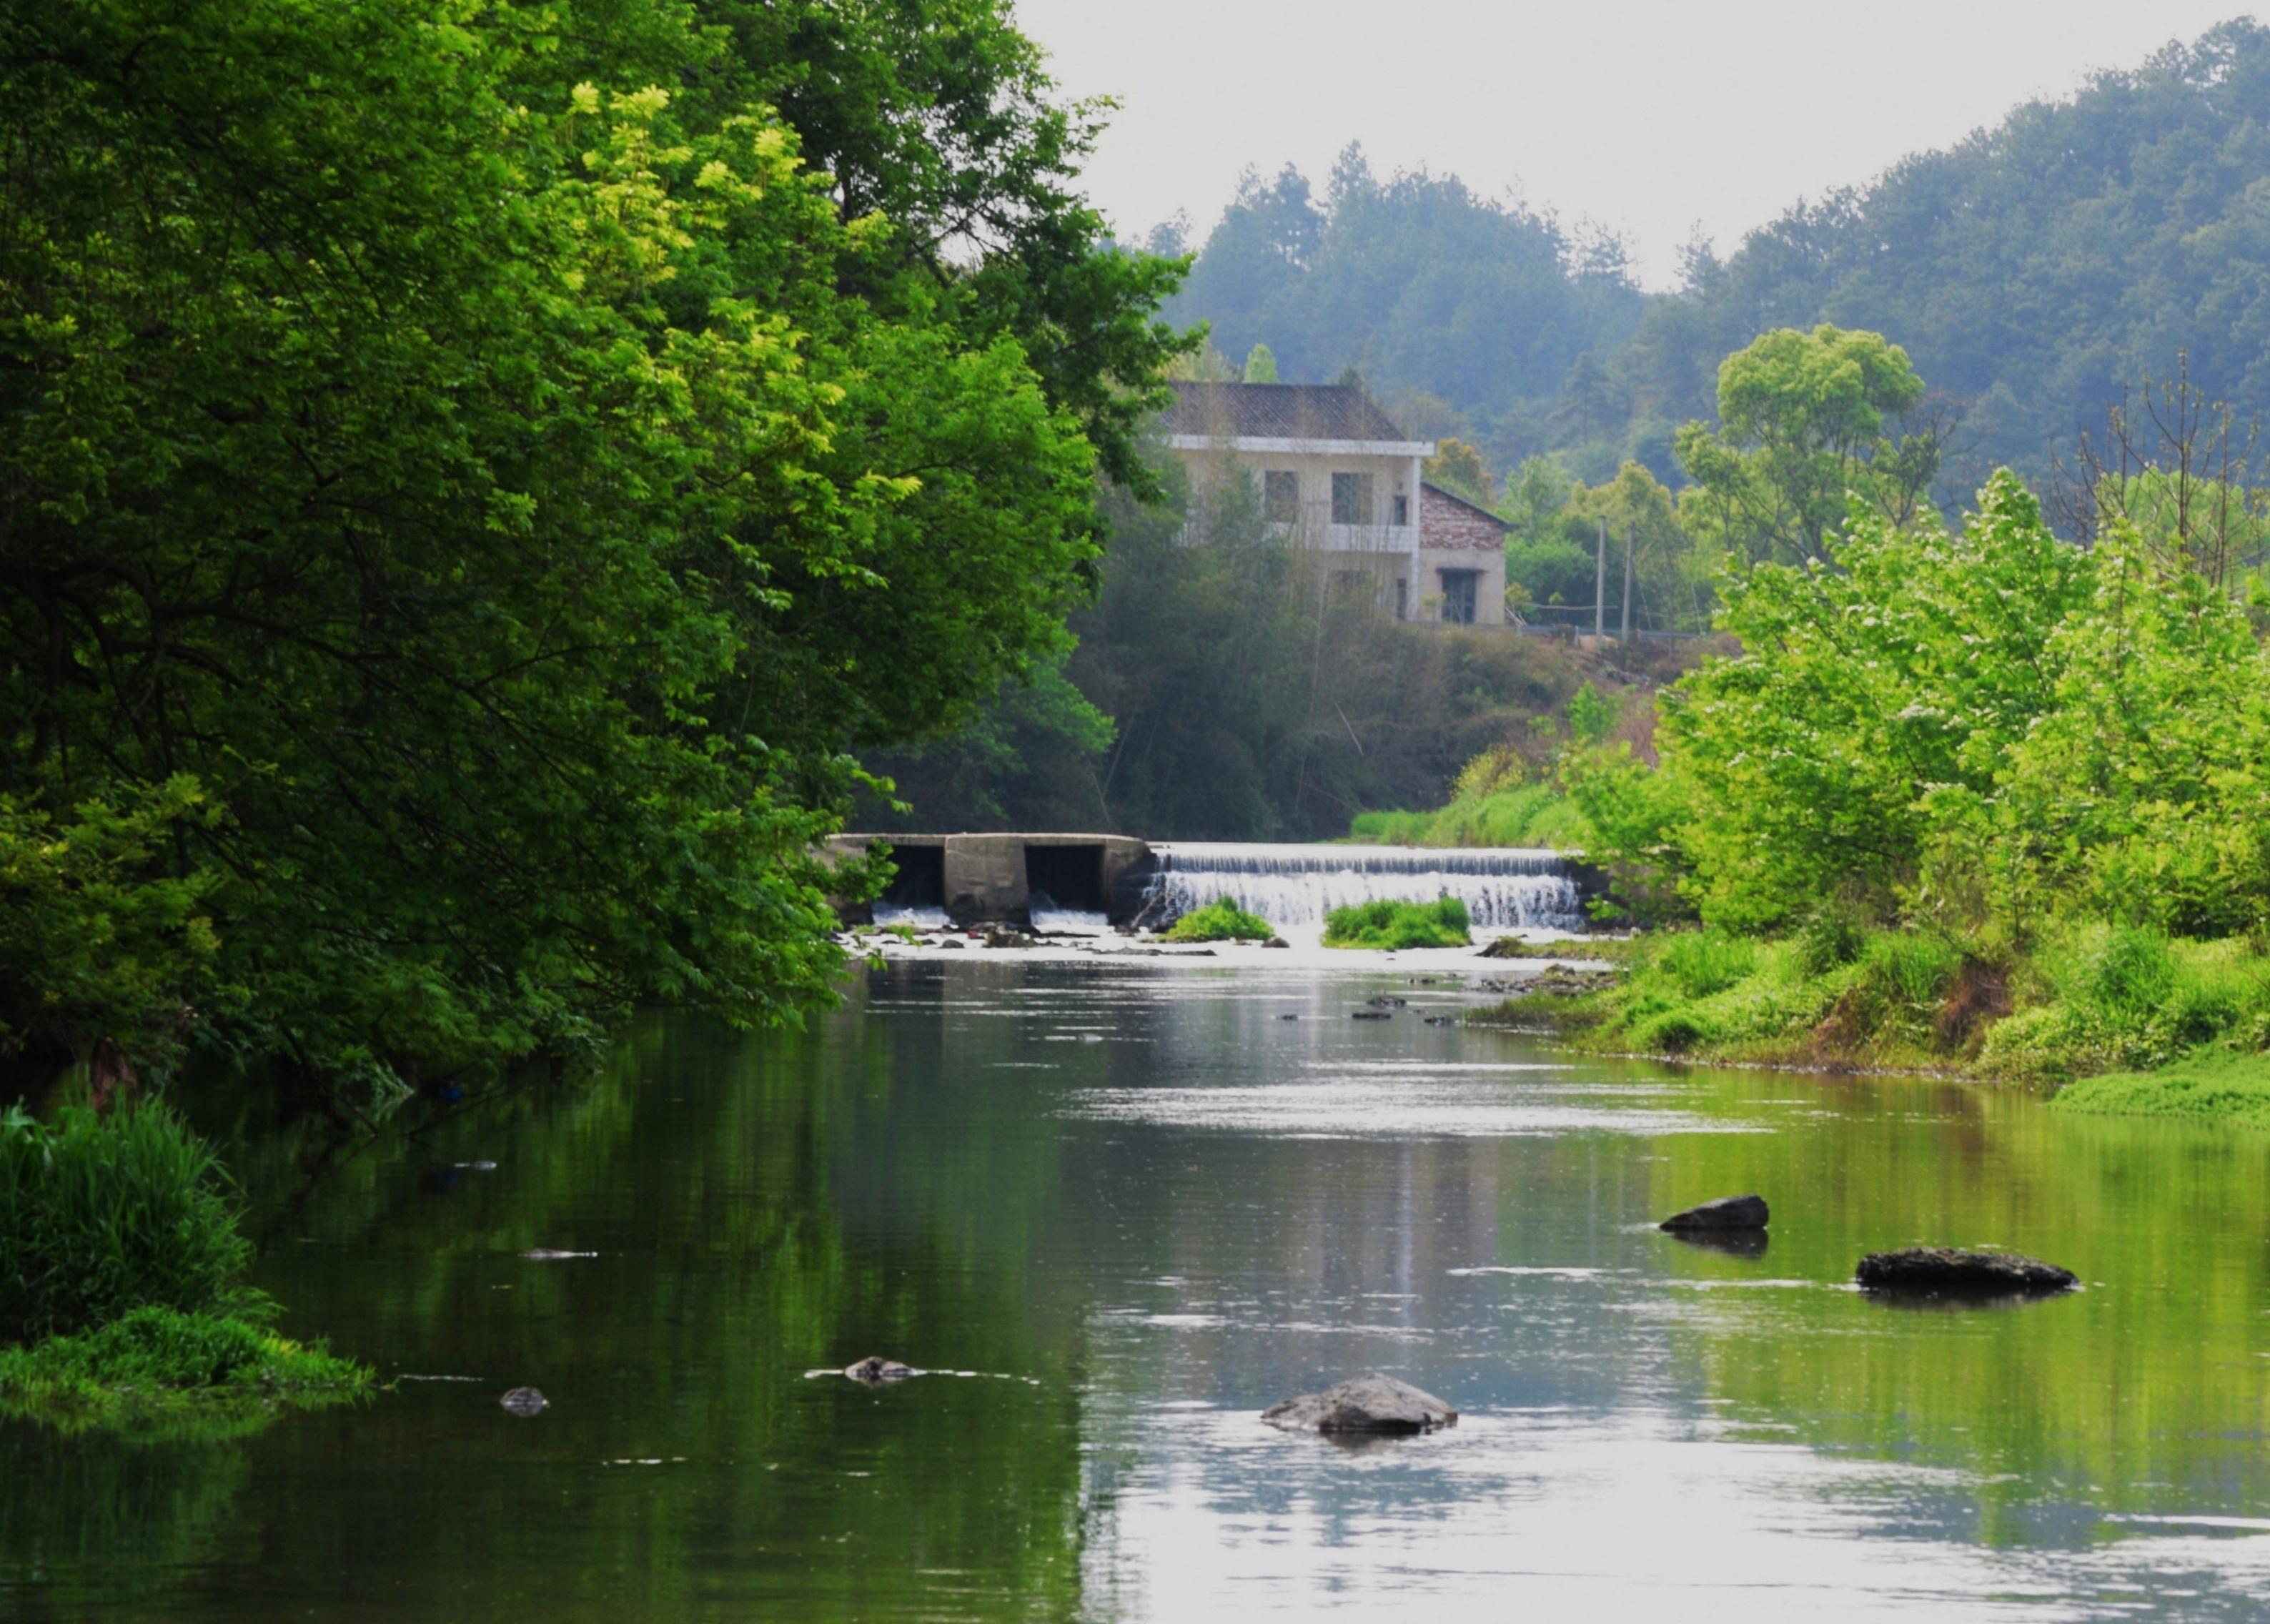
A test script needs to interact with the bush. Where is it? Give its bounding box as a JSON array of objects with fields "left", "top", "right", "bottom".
[
  {"left": 0, "top": 1106, "right": 257, "bottom": 1345},
  {"left": 1322, "top": 898, "right": 1472, "bottom": 949},
  {"left": 1162, "top": 896, "right": 1276, "bottom": 942}
]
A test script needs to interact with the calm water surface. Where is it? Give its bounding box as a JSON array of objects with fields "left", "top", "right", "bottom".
[{"left": 9, "top": 957, "right": 2270, "bottom": 1620}]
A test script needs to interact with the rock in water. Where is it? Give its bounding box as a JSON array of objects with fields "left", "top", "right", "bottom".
[
  {"left": 500, "top": 1386, "right": 548, "bottom": 1415},
  {"left": 1349, "top": 1010, "right": 1392, "bottom": 1021},
  {"left": 1262, "top": 1373, "right": 1457, "bottom": 1435},
  {"left": 1263, "top": 937, "right": 1291, "bottom": 949},
  {"left": 1855, "top": 1248, "right": 2077, "bottom": 1295},
  {"left": 843, "top": 1355, "right": 917, "bottom": 1384},
  {"left": 1659, "top": 1194, "right": 1770, "bottom": 1232}
]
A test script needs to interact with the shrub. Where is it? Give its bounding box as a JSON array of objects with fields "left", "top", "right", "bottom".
[
  {"left": 1163, "top": 897, "right": 1275, "bottom": 942},
  {"left": 1322, "top": 898, "right": 1472, "bottom": 949},
  {"left": 0, "top": 1106, "right": 257, "bottom": 1345}
]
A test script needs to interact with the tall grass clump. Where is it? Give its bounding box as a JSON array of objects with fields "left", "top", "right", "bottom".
[
  {"left": 0, "top": 1105, "right": 257, "bottom": 1345},
  {"left": 1322, "top": 898, "right": 1472, "bottom": 949},
  {"left": 1162, "top": 896, "right": 1275, "bottom": 942}
]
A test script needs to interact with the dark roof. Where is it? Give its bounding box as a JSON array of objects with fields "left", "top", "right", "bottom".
[
  {"left": 1164, "top": 381, "right": 1413, "bottom": 442},
  {"left": 1422, "top": 482, "right": 1511, "bottom": 531}
]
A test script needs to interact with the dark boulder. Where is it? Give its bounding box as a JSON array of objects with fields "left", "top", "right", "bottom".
[
  {"left": 1349, "top": 1010, "right": 1391, "bottom": 1021},
  {"left": 1263, "top": 937, "right": 1291, "bottom": 949},
  {"left": 843, "top": 1355, "right": 918, "bottom": 1384},
  {"left": 500, "top": 1386, "right": 548, "bottom": 1415},
  {"left": 1660, "top": 1194, "right": 1770, "bottom": 1232},
  {"left": 1262, "top": 1373, "right": 1457, "bottom": 1435},
  {"left": 1855, "top": 1248, "right": 2077, "bottom": 1296}
]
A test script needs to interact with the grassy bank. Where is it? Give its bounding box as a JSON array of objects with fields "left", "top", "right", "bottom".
[
  {"left": 1348, "top": 781, "right": 1592, "bottom": 848},
  {"left": 1478, "top": 923, "right": 2270, "bottom": 1117},
  {"left": 2050, "top": 1051, "right": 2270, "bottom": 1128},
  {"left": 0, "top": 1306, "right": 369, "bottom": 1434}
]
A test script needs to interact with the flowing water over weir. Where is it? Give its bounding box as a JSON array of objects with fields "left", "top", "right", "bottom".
[{"left": 1142, "top": 842, "right": 1585, "bottom": 938}]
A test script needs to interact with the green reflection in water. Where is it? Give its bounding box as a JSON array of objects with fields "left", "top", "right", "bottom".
[
  {"left": 11, "top": 961, "right": 2270, "bottom": 1618},
  {"left": 1647, "top": 1066, "right": 2270, "bottom": 1542}
]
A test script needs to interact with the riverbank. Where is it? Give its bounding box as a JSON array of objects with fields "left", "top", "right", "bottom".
[{"left": 1471, "top": 924, "right": 2270, "bottom": 1124}]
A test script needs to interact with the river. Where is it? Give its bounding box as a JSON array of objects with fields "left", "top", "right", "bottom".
[{"left": 8, "top": 954, "right": 2270, "bottom": 1619}]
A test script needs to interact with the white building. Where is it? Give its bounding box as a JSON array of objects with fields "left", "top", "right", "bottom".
[{"left": 1162, "top": 382, "right": 1508, "bottom": 625}]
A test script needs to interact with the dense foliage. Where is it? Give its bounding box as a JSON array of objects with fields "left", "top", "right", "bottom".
[
  {"left": 0, "top": 0, "right": 1185, "bottom": 1086},
  {"left": 1161, "top": 150, "right": 1643, "bottom": 446},
  {"left": 0, "top": 1106, "right": 254, "bottom": 1343}
]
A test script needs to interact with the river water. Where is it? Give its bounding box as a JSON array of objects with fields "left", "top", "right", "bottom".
[{"left": 9, "top": 954, "right": 2270, "bottom": 1620}]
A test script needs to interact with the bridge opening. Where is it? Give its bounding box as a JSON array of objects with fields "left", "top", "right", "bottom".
[
  {"left": 1024, "top": 843, "right": 1106, "bottom": 913},
  {"left": 878, "top": 843, "right": 946, "bottom": 910}
]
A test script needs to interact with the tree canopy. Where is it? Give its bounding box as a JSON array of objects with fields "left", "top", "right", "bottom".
[{"left": 0, "top": 0, "right": 1186, "bottom": 1090}]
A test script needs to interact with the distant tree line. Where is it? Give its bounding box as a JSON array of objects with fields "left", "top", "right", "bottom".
[{"left": 1164, "top": 21, "right": 2270, "bottom": 510}]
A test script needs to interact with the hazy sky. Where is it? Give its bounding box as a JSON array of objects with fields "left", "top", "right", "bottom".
[{"left": 1015, "top": 1, "right": 2258, "bottom": 288}]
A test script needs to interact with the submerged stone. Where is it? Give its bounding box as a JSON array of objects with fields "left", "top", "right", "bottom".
[
  {"left": 843, "top": 1355, "right": 917, "bottom": 1384},
  {"left": 1349, "top": 1010, "right": 1391, "bottom": 1021},
  {"left": 1855, "top": 1248, "right": 2077, "bottom": 1296},
  {"left": 1660, "top": 1194, "right": 1770, "bottom": 1232},
  {"left": 1262, "top": 1373, "right": 1457, "bottom": 1435},
  {"left": 500, "top": 1386, "right": 547, "bottom": 1415}
]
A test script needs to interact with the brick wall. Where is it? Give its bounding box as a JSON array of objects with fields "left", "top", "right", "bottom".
[{"left": 1419, "top": 484, "right": 1507, "bottom": 551}]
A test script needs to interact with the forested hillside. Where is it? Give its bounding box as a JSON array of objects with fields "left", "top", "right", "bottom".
[{"left": 1167, "top": 20, "right": 2270, "bottom": 498}]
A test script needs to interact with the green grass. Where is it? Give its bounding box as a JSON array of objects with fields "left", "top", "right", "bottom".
[
  {"left": 1, "top": 1104, "right": 258, "bottom": 1343},
  {"left": 1161, "top": 896, "right": 1276, "bottom": 942},
  {"left": 1347, "top": 782, "right": 1593, "bottom": 849},
  {"left": 2051, "top": 1049, "right": 2270, "bottom": 1127},
  {"left": 0, "top": 1306, "right": 370, "bottom": 1432},
  {"left": 1322, "top": 897, "right": 1472, "bottom": 950}
]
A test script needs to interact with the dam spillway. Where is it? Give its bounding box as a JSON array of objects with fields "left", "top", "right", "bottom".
[
  {"left": 832, "top": 832, "right": 1591, "bottom": 937},
  {"left": 1139, "top": 842, "right": 1586, "bottom": 939}
]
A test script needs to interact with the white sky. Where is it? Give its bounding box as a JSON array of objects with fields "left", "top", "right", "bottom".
[{"left": 1015, "top": 1, "right": 2259, "bottom": 288}]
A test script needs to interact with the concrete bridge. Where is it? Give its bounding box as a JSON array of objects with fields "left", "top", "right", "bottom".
[{"left": 828, "top": 833, "right": 1154, "bottom": 926}]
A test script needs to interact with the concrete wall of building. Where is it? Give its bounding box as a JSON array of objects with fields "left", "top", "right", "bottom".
[
  {"left": 829, "top": 833, "right": 1154, "bottom": 925},
  {"left": 1415, "top": 485, "right": 1509, "bottom": 626},
  {"left": 1173, "top": 445, "right": 1424, "bottom": 558}
]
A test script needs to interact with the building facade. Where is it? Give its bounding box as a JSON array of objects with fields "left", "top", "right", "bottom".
[{"left": 1161, "top": 382, "right": 1508, "bottom": 626}]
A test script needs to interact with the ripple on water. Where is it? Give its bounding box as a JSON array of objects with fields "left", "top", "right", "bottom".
[{"left": 1063, "top": 1079, "right": 1763, "bottom": 1139}]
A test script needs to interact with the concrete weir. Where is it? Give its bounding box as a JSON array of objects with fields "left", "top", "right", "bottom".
[{"left": 828, "top": 833, "right": 1154, "bottom": 929}]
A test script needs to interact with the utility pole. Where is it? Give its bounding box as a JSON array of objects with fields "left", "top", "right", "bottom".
[
  {"left": 1594, "top": 514, "right": 1607, "bottom": 644},
  {"left": 1620, "top": 522, "right": 1635, "bottom": 647}
]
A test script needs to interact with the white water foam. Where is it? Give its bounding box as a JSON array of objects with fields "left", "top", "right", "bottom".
[{"left": 1141, "top": 841, "right": 1584, "bottom": 942}]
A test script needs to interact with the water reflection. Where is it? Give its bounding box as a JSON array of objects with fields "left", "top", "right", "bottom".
[{"left": 5, "top": 957, "right": 2270, "bottom": 1619}]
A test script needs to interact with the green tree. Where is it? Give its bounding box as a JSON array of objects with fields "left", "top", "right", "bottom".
[
  {"left": 1424, "top": 438, "right": 1495, "bottom": 505},
  {"left": 1674, "top": 325, "right": 1945, "bottom": 565},
  {"left": 1658, "top": 473, "right": 2089, "bottom": 929},
  {"left": 0, "top": 0, "right": 1181, "bottom": 1088},
  {"left": 1242, "top": 343, "right": 1280, "bottom": 383}
]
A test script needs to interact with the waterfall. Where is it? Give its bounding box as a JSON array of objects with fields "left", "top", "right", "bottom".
[{"left": 1141, "top": 843, "right": 1585, "bottom": 941}]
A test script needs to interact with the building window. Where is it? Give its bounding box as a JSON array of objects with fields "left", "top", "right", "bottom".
[
  {"left": 1264, "top": 470, "right": 1299, "bottom": 524},
  {"left": 1439, "top": 569, "right": 1479, "bottom": 625},
  {"left": 1391, "top": 492, "right": 1409, "bottom": 526},
  {"left": 1331, "top": 472, "right": 1373, "bottom": 526},
  {"left": 1395, "top": 578, "right": 1409, "bottom": 620}
]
